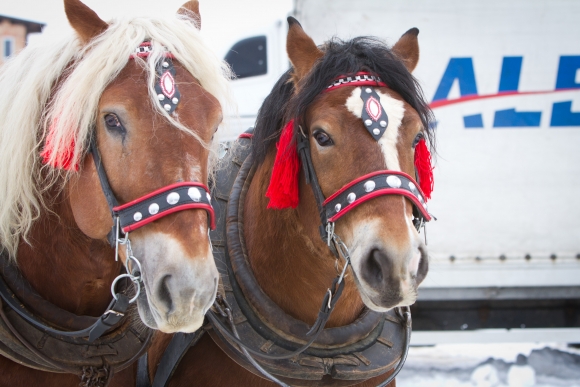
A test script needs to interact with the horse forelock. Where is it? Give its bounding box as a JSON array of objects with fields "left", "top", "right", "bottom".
[
  {"left": 0, "top": 12, "right": 233, "bottom": 258},
  {"left": 251, "top": 36, "right": 435, "bottom": 166}
]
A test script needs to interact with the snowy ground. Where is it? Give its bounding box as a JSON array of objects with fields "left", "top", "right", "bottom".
[{"left": 397, "top": 343, "right": 580, "bottom": 387}]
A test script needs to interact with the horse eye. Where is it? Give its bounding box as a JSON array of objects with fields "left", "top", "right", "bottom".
[
  {"left": 412, "top": 132, "right": 424, "bottom": 148},
  {"left": 104, "top": 113, "right": 123, "bottom": 129},
  {"left": 313, "top": 129, "right": 333, "bottom": 147}
]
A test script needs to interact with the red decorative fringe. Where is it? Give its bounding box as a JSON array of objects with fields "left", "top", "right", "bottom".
[
  {"left": 414, "top": 139, "right": 434, "bottom": 200},
  {"left": 40, "top": 119, "right": 78, "bottom": 171},
  {"left": 265, "top": 120, "right": 300, "bottom": 209}
]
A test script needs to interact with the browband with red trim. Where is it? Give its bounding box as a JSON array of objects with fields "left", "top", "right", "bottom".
[
  {"left": 323, "top": 170, "right": 431, "bottom": 223},
  {"left": 325, "top": 72, "right": 388, "bottom": 92},
  {"left": 130, "top": 41, "right": 176, "bottom": 59},
  {"left": 113, "top": 182, "right": 215, "bottom": 233}
]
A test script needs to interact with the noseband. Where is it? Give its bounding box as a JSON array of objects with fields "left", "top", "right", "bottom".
[{"left": 100, "top": 41, "right": 215, "bottom": 248}]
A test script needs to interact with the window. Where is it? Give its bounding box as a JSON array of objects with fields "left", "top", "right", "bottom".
[
  {"left": 2, "top": 37, "right": 14, "bottom": 60},
  {"left": 224, "top": 36, "right": 267, "bottom": 79}
]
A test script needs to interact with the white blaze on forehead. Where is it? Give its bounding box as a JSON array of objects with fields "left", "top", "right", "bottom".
[{"left": 345, "top": 88, "right": 406, "bottom": 171}]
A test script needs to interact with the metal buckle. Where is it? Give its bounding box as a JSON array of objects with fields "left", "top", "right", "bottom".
[
  {"left": 103, "top": 309, "right": 125, "bottom": 317},
  {"left": 330, "top": 233, "right": 351, "bottom": 285},
  {"left": 326, "top": 222, "right": 335, "bottom": 247}
]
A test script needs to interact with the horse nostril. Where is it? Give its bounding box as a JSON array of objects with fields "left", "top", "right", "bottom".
[
  {"left": 416, "top": 246, "right": 429, "bottom": 285},
  {"left": 366, "top": 248, "right": 385, "bottom": 285},
  {"left": 157, "top": 275, "right": 173, "bottom": 313}
]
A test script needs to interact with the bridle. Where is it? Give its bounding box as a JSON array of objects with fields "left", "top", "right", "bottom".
[
  {"left": 208, "top": 72, "right": 432, "bottom": 386},
  {"left": 89, "top": 41, "right": 216, "bottom": 335},
  {"left": 0, "top": 42, "right": 216, "bottom": 346}
]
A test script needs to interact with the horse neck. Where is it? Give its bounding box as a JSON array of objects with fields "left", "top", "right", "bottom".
[
  {"left": 15, "top": 183, "right": 121, "bottom": 317},
  {"left": 243, "top": 150, "right": 364, "bottom": 327}
]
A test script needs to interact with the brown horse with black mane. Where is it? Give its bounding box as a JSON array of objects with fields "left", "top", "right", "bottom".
[
  {"left": 143, "top": 17, "right": 435, "bottom": 387},
  {"left": 0, "top": 0, "right": 231, "bottom": 386}
]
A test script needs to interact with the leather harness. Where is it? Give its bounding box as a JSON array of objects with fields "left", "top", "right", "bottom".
[
  {"left": 138, "top": 131, "right": 413, "bottom": 387},
  {"left": 0, "top": 41, "right": 216, "bottom": 387},
  {"left": 0, "top": 256, "right": 151, "bottom": 386},
  {"left": 138, "top": 72, "right": 432, "bottom": 386}
]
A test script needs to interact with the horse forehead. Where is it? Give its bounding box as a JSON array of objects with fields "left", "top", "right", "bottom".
[
  {"left": 100, "top": 61, "right": 220, "bottom": 131},
  {"left": 342, "top": 87, "right": 406, "bottom": 171}
]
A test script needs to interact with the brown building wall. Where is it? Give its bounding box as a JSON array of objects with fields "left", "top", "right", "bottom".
[{"left": 0, "top": 20, "right": 27, "bottom": 65}]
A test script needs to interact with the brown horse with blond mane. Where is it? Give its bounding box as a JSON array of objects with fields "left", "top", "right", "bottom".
[
  {"left": 0, "top": 0, "right": 231, "bottom": 386},
  {"left": 142, "top": 17, "right": 435, "bottom": 387}
]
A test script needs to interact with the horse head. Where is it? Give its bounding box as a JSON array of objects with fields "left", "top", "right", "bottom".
[
  {"left": 0, "top": 0, "right": 231, "bottom": 333},
  {"left": 261, "top": 19, "right": 435, "bottom": 313},
  {"left": 63, "top": 0, "right": 223, "bottom": 333}
]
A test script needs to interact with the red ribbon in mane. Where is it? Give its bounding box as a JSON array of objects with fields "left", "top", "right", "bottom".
[
  {"left": 414, "top": 138, "right": 433, "bottom": 200},
  {"left": 265, "top": 120, "right": 300, "bottom": 209},
  {"left": 40, "top": 118, "right": 78, "bottom": 171}
]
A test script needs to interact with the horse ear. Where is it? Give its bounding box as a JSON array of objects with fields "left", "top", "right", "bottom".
[
  {"left": 64, "top": 0, "right": 108, "bottom": 44},
  {"left": 286, "top": 17, "right": 323, "bottom": 82},
  {"left": 392, "top": 28, "right": 420, "bottom": 73},
  {"left": 178, "top": 1, "right": 201, "bottom": 29}
]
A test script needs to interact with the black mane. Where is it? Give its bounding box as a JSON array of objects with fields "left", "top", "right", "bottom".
[{"left": 252, "top": 36, "right": 435, "bottom": 164}]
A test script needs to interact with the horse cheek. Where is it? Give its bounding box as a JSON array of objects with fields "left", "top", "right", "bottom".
[{"left": 68, "top": 154, "right": 113, "bottom": 240}]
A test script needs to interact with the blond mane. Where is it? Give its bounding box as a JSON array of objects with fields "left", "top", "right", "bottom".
[{"left": 0, "top": 12, "right": 233, "bottom": 257}]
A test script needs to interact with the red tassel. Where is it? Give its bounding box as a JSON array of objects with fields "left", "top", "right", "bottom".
[
  {"left": 414, "top": 138, "right": 433, "bottom": 200},
  {"left": 40, "top": 119, "right": 79, "bottom": 171},
  {"left": 265, "top": 120, "right": 300, "bottom": 209}
]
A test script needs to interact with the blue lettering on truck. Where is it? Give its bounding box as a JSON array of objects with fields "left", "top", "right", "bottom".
[{"left": 431, "top": 56, "right": 580, "bottom": 128}]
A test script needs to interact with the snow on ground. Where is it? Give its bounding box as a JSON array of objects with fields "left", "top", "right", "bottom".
[{"left": 397, "top": 343, "right": 580, "bottom": 387}]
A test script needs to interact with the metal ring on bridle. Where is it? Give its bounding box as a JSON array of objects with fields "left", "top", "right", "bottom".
[
  {"left": 125, "top": 254, "right": 143, "bottom": 278},
  {"left": 111, "top": 273, "right": 141, "bottom": 303}
]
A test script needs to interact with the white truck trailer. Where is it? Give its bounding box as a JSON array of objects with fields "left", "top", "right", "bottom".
[{"left": 219, "top": 0, "right": 580, "bottom": 344}]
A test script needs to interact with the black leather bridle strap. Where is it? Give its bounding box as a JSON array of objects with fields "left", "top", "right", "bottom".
[
  {"left": 136, "top": 331, "right": 204, "bottom": 387},
  {"left": 296, "top": 129, "right": 333, "bottom": 244},
  {"left": 90, "top": 136, "right": 120, "bottom": 214},
  {"left": 89, "top": 136, "right": 120, "bottom": 247},
  {"left": 89, "top": 136, "right": 215, "bottom": 249}
]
